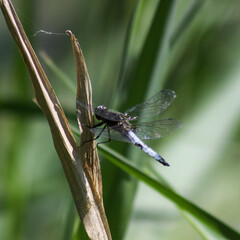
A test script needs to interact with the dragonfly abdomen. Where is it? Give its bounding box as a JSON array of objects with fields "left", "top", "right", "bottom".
[{"left": 127, "top": 131, "right": 170, "bottom": 166}]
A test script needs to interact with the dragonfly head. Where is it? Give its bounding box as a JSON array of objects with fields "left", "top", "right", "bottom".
[{"left": 94, "top": 105, "right": 108, "bottom": 120}]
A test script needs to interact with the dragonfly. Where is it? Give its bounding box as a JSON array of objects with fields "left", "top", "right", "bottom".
[{"left": 77, "top": 89, "right": 182, "bottom": 166}]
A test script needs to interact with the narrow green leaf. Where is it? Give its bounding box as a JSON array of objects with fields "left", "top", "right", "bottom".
[
  {"left": 98, "top": 144, "right": 240, "bottom": 240},
  {"left": 170, "top": 0, "right": 205, "bottom": 47},
  {"left": 40, "top": 52, "right": 76, "bottom": 94},
  {"left": 123, "top": 0, "right": 176, "bottom": 109}
]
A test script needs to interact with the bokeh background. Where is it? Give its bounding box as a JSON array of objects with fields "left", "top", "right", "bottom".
[{"left": 1, "top": 0, "right": 240, "bottom": 239}]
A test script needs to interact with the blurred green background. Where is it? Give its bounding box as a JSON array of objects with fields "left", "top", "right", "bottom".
[{"left": 1, "top": 0, "right": 240, "bottom": 239}]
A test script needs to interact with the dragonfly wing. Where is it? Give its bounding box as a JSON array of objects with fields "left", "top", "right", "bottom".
[
  {"left": 124, "top": 89, "right": 176, "bottom": 120},
  {"left": 90, "top": 126, "right": 131, "bottom": 142},
  {"left": 77, "top": 100, "right": 94, "bottom": 112},
  {"left": 132, "top": 118, "right": 182, "bottom": 139}
]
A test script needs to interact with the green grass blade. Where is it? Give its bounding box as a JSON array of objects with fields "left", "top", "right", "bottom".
[
  {"left": 40, "top": 52, "right": 76, "bottom": 94},
  {"left": 111, "top": 1, "right": 140, "bottom": 105},
  {"left": 123, "top": 0, "right": 176, "bottom": 109},
  {"left": 170, "top": 0, "right": 205, "bottom": 47},
  {"left": 98, "top": 144, "right": 240, "bottom": 240}
]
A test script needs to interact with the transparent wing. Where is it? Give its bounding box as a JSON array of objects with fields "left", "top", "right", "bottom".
[
  {"left": 124, "top": 89, "right": 176, "bottom": 120},
  {"left": 77, "top": 100, "right": 94, "bottom": 111},
  {"left": 90, "top": 125, "right": 131, "bottom": 142},
  {"left": 132, "top": 118, "right": 182, "bottom": 139},
  {"left": 91, "top": 118, "right": 182, "bottom": 142}
]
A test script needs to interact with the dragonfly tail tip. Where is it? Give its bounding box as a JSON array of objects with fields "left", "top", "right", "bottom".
[
  {"left": 164, "top": 162, "right": 170, "bottom": 167},
  {"left": 158, "top": 157, "right": 170, "bottom": 167}
]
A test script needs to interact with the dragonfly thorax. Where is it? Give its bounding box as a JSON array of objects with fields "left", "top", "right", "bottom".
[{"left": 94, "top": 105, "right": 128, "bottom": 127}]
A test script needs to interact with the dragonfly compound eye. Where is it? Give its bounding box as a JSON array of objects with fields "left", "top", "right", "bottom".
[{"left": 97, "top": 105, "right": 107, "bottom": 110}]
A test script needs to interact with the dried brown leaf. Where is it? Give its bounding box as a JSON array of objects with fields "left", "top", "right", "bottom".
[{"left": 0, "top": 1, "right": 111, "bottom": 239}]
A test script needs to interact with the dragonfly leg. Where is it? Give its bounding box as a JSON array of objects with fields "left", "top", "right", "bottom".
[
  {"left": 81, "top": 121, "right": 105, "bottom": 129},
  {"left": 92, "top": 121, "right": 105, "bottom": 128},
  {"left": 97, "top": 126, "right": 111, "bottom": 146},
  {"left": 80, "top": 122, "right": 105, "bottom": 147}
]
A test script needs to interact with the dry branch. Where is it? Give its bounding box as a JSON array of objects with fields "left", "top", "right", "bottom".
[{"left": 0, "top": 0, "right": 111, "bottom": 239}]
